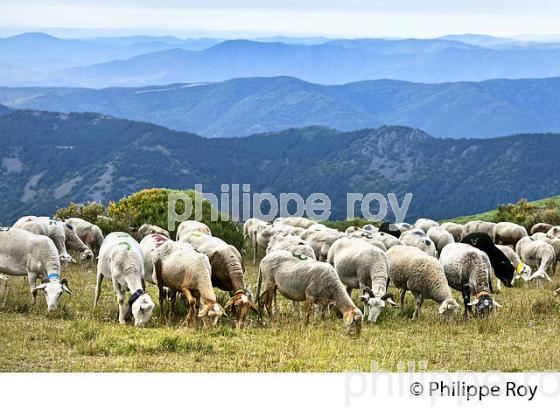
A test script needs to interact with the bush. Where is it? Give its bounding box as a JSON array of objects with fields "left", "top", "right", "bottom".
[
  {"left": 324, "top": 218, "right": 378, "bottom": 232},
  {"left": 493, "top": 198, "right": 560, "bottom": 230},
  {"left": 55, "top": 188, "right": 244, "bottom": 250}
]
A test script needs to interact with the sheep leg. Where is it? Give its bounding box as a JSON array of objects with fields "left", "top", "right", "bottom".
[
  {"left": 303, "top": 298, "right": 313, "bottom": 324},
  {"left": 252, "top": 238, "right": 257, "bottom": 266},
  {"left": 93, "top": 271, "right": 103, "bottom": 308},
  {"left": 264, "top": 289, "right": 275, "bottom": 322},
  {"left": 168, "top": 291, "right": 177, "bottom": 321},
  {"left": 182, "top": 288, "right": 197, "bottom": 326},
  {"left": 399, "top": 289, "right": 407, "bottom": 314},
  {"left": 0, "top": 275, "right": 7, "bottom": 309},
  {"left": 112, "top": 280, "right": 126, "bottom": 325},
  {"left": 412, "top": 292, "right": 423, "bottom": 320},
  {"left": 461, "top": 286, "right": 471, "bottom": 321},
  {"left": 27, "top": 274, "right": 38, "bottom": 306},
  {"left": 488, "top": 277, "right": 494, "bottom": 293},
  {"left": 292, "top": 301, "right": 303, "bottom": 319}
]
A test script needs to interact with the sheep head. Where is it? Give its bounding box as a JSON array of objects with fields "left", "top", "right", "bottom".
[
  {"left": 198, "top": 302, "right": 224, "bottom": 328},
  {"left": 360, "top": 289, "right": 398, "bottom": 323},
  {"left": 343, "top": 308, "right": 363, "bottom": 336},
  {"left": 130, "top": 293, "right": 155, "bottom": 327},
  {"left": 224, "top": 289, "right": 258, "bottom": 328},
  {"left": 467, "top": 292, "right": 501, "bottom": 316},
  {"left": 33, "top": 276, "right": 72, "bottom": 312},
  {"left": 438, "top": 298, "right": 461, "bottom": 321}
]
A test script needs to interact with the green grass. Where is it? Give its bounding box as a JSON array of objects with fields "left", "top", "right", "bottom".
[
  {"left": 2, "top": 257, "right": 560, "bottom": 372},
  {"left": 444, "top": 195, "right": 560, "bottom": 224}
]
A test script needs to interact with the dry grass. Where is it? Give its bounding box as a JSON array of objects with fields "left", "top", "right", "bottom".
[{"left": 1, "top": 259, "right": 560, "bottom": 372}]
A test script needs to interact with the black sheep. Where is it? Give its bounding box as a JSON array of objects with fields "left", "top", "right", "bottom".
[
  {"left": 461, "top": 232, "right": 514, "bottom": 288},
  {"left": 379, "top": 221, "right": 401, "bottom": 238}
]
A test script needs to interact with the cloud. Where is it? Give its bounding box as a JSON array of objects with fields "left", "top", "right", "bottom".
[{"left": 1, "top": 1, "right": 558, "bottom": 38}]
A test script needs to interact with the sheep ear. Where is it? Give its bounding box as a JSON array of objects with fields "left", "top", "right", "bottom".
[
  {"left": 467, "top": 299, "right": 479, "bottom": 306},
  {"left": 360, "top": 294, "right": 370, "bottom": 302},
  {"left": 492, "top": 301, "right": 503, "bottom": 308},
  {"left": 386, "top": 298, "right": 399, "bottom": 308},
  {"left": 61, "top": 279, "right": 73, "bottom": 295},
  {"left": 33, "top": 283, "right": 47, "bottom": 292}
]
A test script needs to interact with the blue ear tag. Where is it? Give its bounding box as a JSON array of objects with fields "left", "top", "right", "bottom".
[{"left": 48, "top": 273, "right": 60, "bottom": 281}]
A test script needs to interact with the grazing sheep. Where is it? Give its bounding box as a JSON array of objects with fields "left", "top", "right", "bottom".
[
  {"left": 379, "top": 221, "right": 401, "bottom": 238},
  {"left": 440, "top": 243, "right": 500, "bottom": 318},
  {"left": 345, "top": 226, "right": 360, "bottom": 234},
  {"left": 327, "top": 237, "right": 397, "bottom": 323},
  {"left": 136, "top": 224, "right": 170, "bottom": 241},
  {"left": 176, "top": 220, "right": 212, "bottom": 239},
  {"left": 257, "top": 250, "right": 363, "bottom": 335},
  {"left": 547, "top": 226, "right": 560, "bottom": 238},
  {"left": 395, "top": 222, "right": 414, "bottom": 233},
  {"left": 180, "top": 231, "right": 256, "bottom": 326},
  {"left": 266, "top": 232, "right": 316, "bottom": 259},
  {"left": 400, "top": 227, "right": 426, "bottom": 237},
  {"left": 153, "top": 240, "right": 224, "bottom": 327},
  {"left": 516, "top": 237, "right": 556, "bottom": 283},
  {"left": 65, "top": 218, "right": 104, "bottom": 255},
  {"left": 387, "top": 245, "right": 460, "bottom": 320},
  {"left": 301, "top": 230, "right": 342, "bottom": 261},
  {"left": 348, "top": 230, "right": 388, "bottom": 252},
  {"left": 531, "top": 223, "right": 553, "bottom": 235},
  {"left": 427, "top": 226, "right": 455, "bottom": 255},
  {"left": 493, "top": 222, "right": 528, "bottom": 248},
  {"left": 275, "top": 217, "right": 317, "bottom": 229},
  {"left": 461, "top": 221, "right": 496, "bottom": 241},
  {"left": 440, "top": 222, "right": 464, "bottom": 242},
  {"left": 371, "top": 232, "right": 403, "bottom": 250},
  {"left": 532, "top": 233, "right": 560, "bottom": 261},
  {"left": 0, "top": 227, "right": 72, "bottom": 312},
  {"left": 415, "top": 218, "right": 439, "bottom": 233},
  {"left": 461, "top": 232, "right": 514, "bottom": 288},
  {"left": 95, "top": 232, "right": 155, "bottom": 326},
  {"left": 496, "top": 244, "right": 532, "bottom": 282},
  {"left": 400, "top": 232, "right": 437, "bottom": 257},
  {"left": 139, "top": 233, "right": 172, "bottom": 285},
  {"left": 14, "top": 216, "right": 74, "bottom": 263}
]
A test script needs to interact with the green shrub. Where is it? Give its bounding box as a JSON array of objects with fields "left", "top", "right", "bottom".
[
  {"left": 57, "top": 188, "right": 244, "bottom": 250},
  {"left": 324, "top": 218, "right": 378, "bottom": 232},
  {"left": 493, "top": 198, "right": 560, "bottom": 230}
]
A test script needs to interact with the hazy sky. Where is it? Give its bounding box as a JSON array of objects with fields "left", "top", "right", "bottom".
[{"left": 1, "top": 0, "right": 559, "bottom": 38}]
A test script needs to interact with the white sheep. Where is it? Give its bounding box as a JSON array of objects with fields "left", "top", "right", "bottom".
[
  {"left": 327, "top": 237, "right": 397, "bottom": 323},
  {"left": 257, "top": 250, "right": 363, "bottom": 335},
  {"left": 415, "top": 218, "right": 439, "bottom": 233},
  {"left": 516, "top": 236, "right": 556, "bottom": 285},
  {"left": 0, "top": 227, "right": 72, "bottom": 312},
  {"left": 496, "top": 244, "right": 532, "bottom": 282},
  {"left": 153, "top": 239, "right": 224, "bottom": 327},
  {"left": 427, "top": 226, "right": 455, "bottom": 255},
  {"left": 176, "top": 220, "right": 212, "bottom": 239},
  {"left": 95, "top": 232, "right": 155, "bottom": 326},
  {"left": 400, "top": 230, "right": 437, "bottom": 257},
  {"left": 440, "top": 243, "right": 501, "bottom": 319},
  {"left": 387, "top": 245, "right": 461, "bottom": 320},
  {"left": 440, "top": 222, "right": 464, "bottom": 242}
]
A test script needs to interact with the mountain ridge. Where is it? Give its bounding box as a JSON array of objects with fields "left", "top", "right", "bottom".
[
  {"left": 1, "top": 109, "right": 559, "bottom": 224},
  {"left": 3, "top": 76, "right": 560, "bottom": 138}
]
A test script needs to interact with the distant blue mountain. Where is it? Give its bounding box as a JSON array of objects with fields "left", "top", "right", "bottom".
[
  {"left": 2, "top": 76, "right": 560, "bottom": 138},
  {"left": 4, "top": 33, "right": 560, "bottom": 87}
]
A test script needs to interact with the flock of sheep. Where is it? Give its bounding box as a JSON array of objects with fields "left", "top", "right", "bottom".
[{"left": 1, "top": 214, "right": 559, "bottom": 336}]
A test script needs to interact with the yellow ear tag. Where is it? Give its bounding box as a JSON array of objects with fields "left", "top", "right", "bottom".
[{"left": 516, "top": 262, "right": 524, "bottom": 274}]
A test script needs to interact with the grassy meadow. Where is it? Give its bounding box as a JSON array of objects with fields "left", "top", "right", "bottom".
[{"left": 1, "top": 252, "right": 560, "bottom": 372}]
